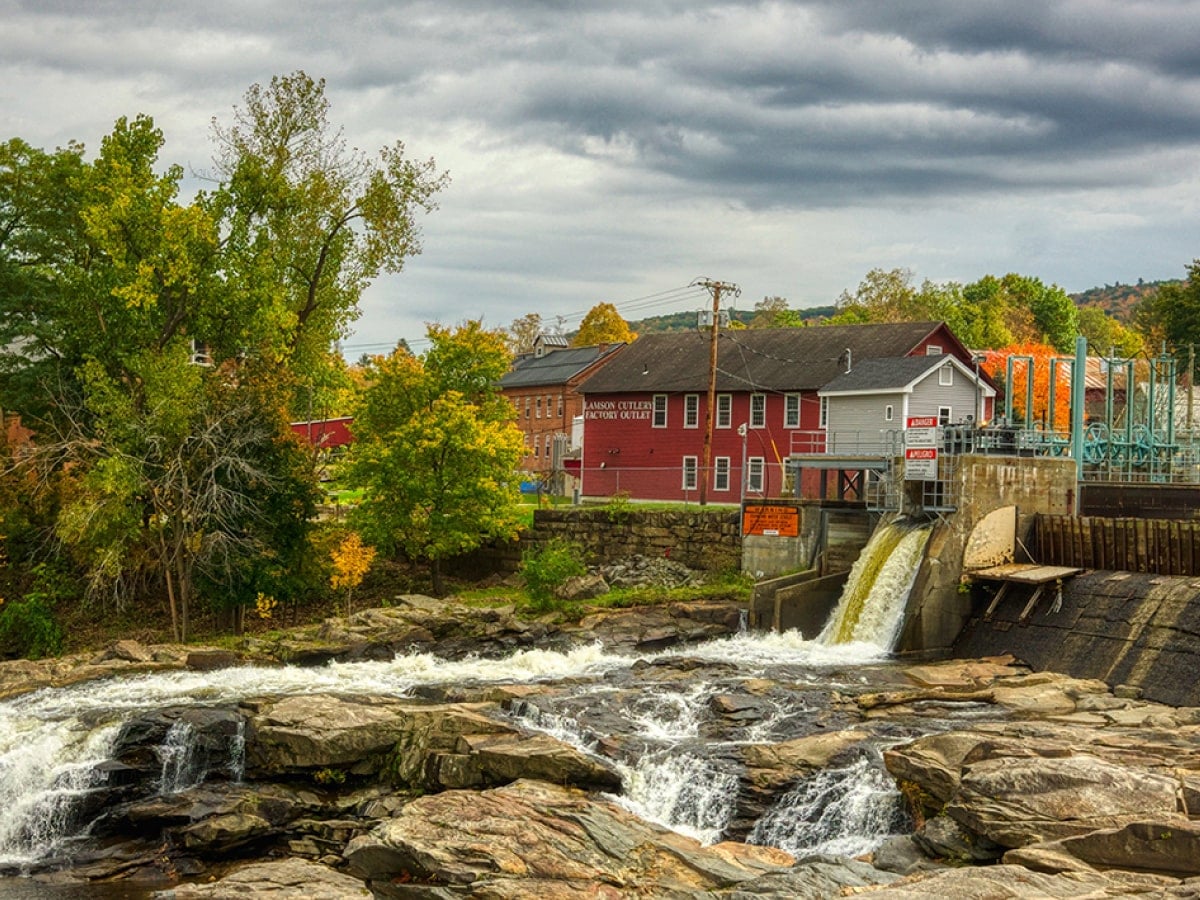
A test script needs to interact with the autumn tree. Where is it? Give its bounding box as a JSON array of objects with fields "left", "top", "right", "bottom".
[
  {"left": 980, "top": 342, "right": 1072, "bottom": 430},
  {"left": 0, "top": 74, "right": 442, "bottom": 640},
  {"left": 572, "top": 302, "right": 636, "bottom": 346},
  {"left": 348, "top": 321, "right": 525, "bottom": 595}
]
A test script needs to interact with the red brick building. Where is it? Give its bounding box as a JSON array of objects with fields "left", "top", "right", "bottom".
[
  {"left": 576, "top": 322, "right": 978, "bottom": 502},
  {"left": 498, "top": 336, "right": 625, "bottom": 477}
]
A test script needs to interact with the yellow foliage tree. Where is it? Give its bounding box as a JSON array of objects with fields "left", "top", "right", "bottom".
[
  {"left": 330, "top": 531, "right": 376, "bottom": 618},
  {"left": 571, "top": 303, "right": 636, "bottom": 347}
]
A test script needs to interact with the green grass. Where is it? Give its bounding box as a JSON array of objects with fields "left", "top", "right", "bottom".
[{"left": 453, "top": 567, "right": 753, "bottom": 621}]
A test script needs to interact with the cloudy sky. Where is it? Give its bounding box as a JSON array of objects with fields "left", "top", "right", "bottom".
[{"left": 4, "top": 1, "right": 1200, "bottom": 355}]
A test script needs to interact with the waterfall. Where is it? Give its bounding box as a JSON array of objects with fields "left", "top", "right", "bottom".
[
  {"left": 1, "top": 631, "right": 929, "bottom": 873},
  {"left": 748, "top": 753, "right": 909, "bottom": 857},
  {"left": 818, "top": 520, "right": 933, "bottom": 650}
]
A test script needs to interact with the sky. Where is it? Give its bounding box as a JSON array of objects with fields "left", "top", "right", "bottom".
[{"left": 4, "top": 1, "right": 1200, "bottom": 356}]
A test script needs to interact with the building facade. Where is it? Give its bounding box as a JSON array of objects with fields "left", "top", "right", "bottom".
[
  {"left": 498, "top": 337, "right": 625, "bottom": 479},
  {"left": 576, "top": 322, "right": 982, "bottom": 502}
]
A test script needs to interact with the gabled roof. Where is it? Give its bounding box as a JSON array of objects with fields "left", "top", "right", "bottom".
[
  {"left": 577, "top": 322, "right": 961, "bottom": 394},
  {"left": 820, "top": 354, "right": 997, "bottom": 397},
  {"left": 499, "top": 343, "right": 625, "bottom": 389}
]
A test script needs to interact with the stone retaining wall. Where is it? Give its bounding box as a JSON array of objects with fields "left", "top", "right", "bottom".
[{"left": 529, "top": 507, "right": 742, "bottom": 572}]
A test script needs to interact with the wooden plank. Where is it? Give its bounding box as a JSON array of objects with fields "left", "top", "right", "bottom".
[
  {"left": 983, "top": 582, "right": 1012, "bottom": 622},
  {"left": 1019, "top": 585, "right": 1046, "bottom": 624}
]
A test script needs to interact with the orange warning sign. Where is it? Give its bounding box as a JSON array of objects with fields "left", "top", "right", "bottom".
[{"left": 742, "top": 505, "right": 800, "bottom": 537}]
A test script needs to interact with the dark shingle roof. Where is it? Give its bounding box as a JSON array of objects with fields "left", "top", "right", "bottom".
[
  {"left": 577, "top": 322, "right": 955, "bottom": 394},
  {"left": 819, "top": 356, "right": 948, "bottom": 394},
  {"left": 499, "top": 344, "right": 623, "bottom": 389}
]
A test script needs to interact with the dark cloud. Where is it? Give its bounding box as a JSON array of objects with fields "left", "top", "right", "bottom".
[{"left": 2, "top": 0, "right": 1198, "bottom": 341}]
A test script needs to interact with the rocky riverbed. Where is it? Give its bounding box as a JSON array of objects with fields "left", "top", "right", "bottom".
[{"left": 2, "top": 596, "right": 1199, "bottom": 898}]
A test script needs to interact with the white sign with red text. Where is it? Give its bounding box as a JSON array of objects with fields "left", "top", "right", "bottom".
[{"left": 905, "top": 447, "right": 938, "bottom": 481}]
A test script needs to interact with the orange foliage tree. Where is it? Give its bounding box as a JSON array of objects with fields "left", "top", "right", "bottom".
[{"left": 980, "top": 342, "right": 1072, "bottom": 431}]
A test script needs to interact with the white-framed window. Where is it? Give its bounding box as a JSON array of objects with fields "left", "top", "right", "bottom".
[
  {"left": 533, "top": 437, "right": 540, "bottom": 457},
  {"left": 926, "top": 344, "right": 943, "bottom": 356},
  {"left": 784, "top": 393, "right": 800, "bottom": 428},
  {"left": 884, "top": 404, "right": 894, "bottom": 422},
  {"left": 546, "top": 394, "right": 552, "bottom": 416},
  {"left": 749, "top": 393, "right": 766, "bottom": 428},
  {"left": 716, "top": 394, "right": 732, "bottom": 429},
  {"left": 819, "top": 396, "right": 829, "bottom": 429},
  {"left": 682, "top": 456, "right": 698, "bottom": 490},
  {"left": 545, "top": 434, "right": 553, "bottom": 460},
  {"left": 684, "top": 394, "right": 700, "bottom": 428},
  {"left": 939, "top": 365, "right": 953, "bottom": 386},
  {"left": 747, "top": 457, "right": 765, "bottom": 493},
  {"left": 653, "top": 393, "right": 668, "bottom": 428},
  {"left": 714, "top": 457, "right": 731, "bottom": 492},
  {"left": 938, "top": 406, "right": 952, "bottom": 425},
  {"left": 525, "top": 397, "right": 531, "bottom": 419},
  {"left": 536, "top": 396, "right": 542, "bottom": 418},
  {"left": 557, "top": 395, "right": 564, "bottom": 417}
]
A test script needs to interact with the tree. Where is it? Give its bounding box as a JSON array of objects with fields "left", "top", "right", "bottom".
[
  {"left": 1078, "top": 306, "right": 1146, "bottom": 359},
  {"left": 748, "top": 296, "right": 803, "bottom": 328},
  {"left": 505, "top": 312, "right": 543, "bottom": 355},
  {"left": 210, "top": 71, "right": 449, "bottom": 409},
  {"left": 348, "top": 322, "right": 525, "bottom": 595},
  {"left": 0, "top": 74, "right": 440, "bottom": 639},
  {"left": 572, "top": 303, "right": 636, "bottom": 346},
  {"left": 980, "top": 342, "right": 1071, "bottom": 430},
  {"left": 1135, "top": 260, "right": 1200, "bottom": 355},
  {"left": 963, "top": 274, "right": 1078, "bottom": 353}
]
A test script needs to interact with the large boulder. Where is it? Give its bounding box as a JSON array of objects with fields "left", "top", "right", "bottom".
[
  {"left": 244, "top": 694, "right": 618, "bottom": 793},
  {"left": 1005, "top": 819, "right": 1200, "bottom": 878},
  {"left": 244, "top": 696, "right": 510, "bottom": 779},
  {"left": 161, "top": 858, "right": 371, "bottom": 898},
  {"left": 857, "top": 863, "right": 1180, "bottom": 898},
  {"left": 729, "top": 729, "right": 870, "bottom": 838},
  {"left": 345, "top": 779, "right": 793, "bottom": 897},
  {"left": 946, "top": 754, "right": 1181, "bottom": 848}
]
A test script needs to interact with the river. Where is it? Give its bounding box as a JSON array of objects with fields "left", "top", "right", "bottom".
[{"left": 0, "top": 520, "right": 971, "bottom": 895}]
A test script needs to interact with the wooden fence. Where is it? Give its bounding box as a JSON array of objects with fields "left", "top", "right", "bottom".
[{"left": 1035, "top": 514, "right": 1200, "bottom": 576}]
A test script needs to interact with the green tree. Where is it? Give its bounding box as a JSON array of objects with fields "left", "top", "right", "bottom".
[
  {"left": 572, "top": 302, "right": 636, "bottom": 346},
  {"left": 1136, "top": 260, "right": 1200, "bottom": 355},
  {"left": 748, "top": 296, "right": 803, "bottom": 328},
  {"left": 210, "top": 71, "right": 449, "bottom": 408},
  {"left": 963, "top": 274, "right": 1078, "bottom": 352},
  {"left": 0, "top": 74, "right": 439, "bottom": 643},
  {"left": 1078, "top": 306, "right": 1146, "bottom": 359},
  {"left": 349, "top": 322, "right": 525, "bottom": 595}
]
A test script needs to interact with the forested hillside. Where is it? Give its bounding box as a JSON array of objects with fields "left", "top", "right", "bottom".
[{"left": 1070, "top": 280, "right": 1177, "bottom": 322}]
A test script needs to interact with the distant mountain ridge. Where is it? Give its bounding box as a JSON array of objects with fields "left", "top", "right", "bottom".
[
  {"left": 1069, "top": 280, "right": 1178, "bottom": 322},
  {"left": 623, "top": 281, "right": 1175, "bottom": 336}
]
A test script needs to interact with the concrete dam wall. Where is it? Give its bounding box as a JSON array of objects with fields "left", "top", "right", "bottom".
[{"left": 952, "top": 569, "right": 1200, "bottom": 708}]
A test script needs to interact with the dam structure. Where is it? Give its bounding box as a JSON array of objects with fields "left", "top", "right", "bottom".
[{"left": 749, "top": 337, "right": 1200, "bottom": 706}]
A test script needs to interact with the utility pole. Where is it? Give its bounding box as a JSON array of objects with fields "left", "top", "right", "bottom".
[{"left": 693, "top": 277, "right": 740, "bottom": 505}]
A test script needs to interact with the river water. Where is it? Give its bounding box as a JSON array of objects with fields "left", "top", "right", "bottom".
[{"left": 0, "top": 519, "right": 969, "bottom": 894}]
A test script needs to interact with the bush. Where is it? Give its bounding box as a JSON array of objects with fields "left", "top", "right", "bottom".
[
  {"left": 521, "top": 540, "right": 586, "bottom": 609},
  {"left": 0, "top": 597, "right": 64, "bottom": 659}
]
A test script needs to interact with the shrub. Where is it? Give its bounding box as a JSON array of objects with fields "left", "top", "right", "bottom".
[
  {"left": 521, "top": 540, "right": 586, "bottom": 609},
  {"left": 0, "top": 597, "right": 64, "bottom": 659}
]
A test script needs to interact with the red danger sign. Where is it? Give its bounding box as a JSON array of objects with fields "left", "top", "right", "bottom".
[
  {"left": 906, "top": 416, "right": 938, "bottom": 429},
  {"left": 905, "top": 448, "right": 938, "bottom": 460}
]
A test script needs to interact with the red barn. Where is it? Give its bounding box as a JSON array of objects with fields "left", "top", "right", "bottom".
[
  {"left": 290, "top": 416, "right": 354, "bottom": 450},
  {"left": 576, "top": 322, "right": 978, "bottom": 502}
]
